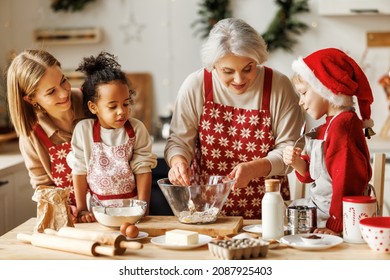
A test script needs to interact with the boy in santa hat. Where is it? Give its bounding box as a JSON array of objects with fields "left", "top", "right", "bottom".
[{"left": 283, "top": 48, "right": 375, "bottom": 235}]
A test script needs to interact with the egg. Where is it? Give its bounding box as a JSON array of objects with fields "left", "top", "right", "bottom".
[
  {"left": 120, "top": 222, "right": 131, "bottom": 236},
  {"left": 125, "top": 224, "right": 139, "bottom": 238}
]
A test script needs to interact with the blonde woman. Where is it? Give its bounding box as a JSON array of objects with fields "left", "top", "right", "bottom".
[{"left": 7, "top": 49, "right": 86, "bottom": 221}]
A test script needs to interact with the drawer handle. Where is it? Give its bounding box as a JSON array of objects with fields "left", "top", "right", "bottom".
[
  {"left": 350, "top": 9, "right": 379, "bottom": 14},
  {"left": 0, "top": 180, "right": 9, "bottom": 187}
]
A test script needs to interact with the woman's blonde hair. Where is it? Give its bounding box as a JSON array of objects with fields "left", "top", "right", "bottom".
[
  {"left": 201, "top": 18, "right": 269, "bottom": 71},
  {"left": 7, "top": 49, "right": 60, "bottom": 136}
]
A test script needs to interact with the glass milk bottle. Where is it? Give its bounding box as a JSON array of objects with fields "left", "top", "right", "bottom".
[{"left": 261, "top": 179, "right": 285, "bottom": 240}]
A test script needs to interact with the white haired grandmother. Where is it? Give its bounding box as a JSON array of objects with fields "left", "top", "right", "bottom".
[{"left": 164, "top": 18, "right": 304, "bottom": 219}]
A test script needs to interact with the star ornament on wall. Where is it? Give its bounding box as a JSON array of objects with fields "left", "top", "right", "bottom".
[{"left": 119, "top": 13, "right": 146, "bottom": 43}]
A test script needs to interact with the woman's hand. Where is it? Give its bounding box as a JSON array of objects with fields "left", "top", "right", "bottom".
[
  {"left": 228, "top": 162, "right": 255, "bottom": 189},
  {"left": 77, "top": 210, "right": 96, "bottom": 223},
  {"left": 283, "top": 146, "right": 302, "bottom": 166},
  {"left": 168, "top": 157, "right": 191, "bottom": 186}
]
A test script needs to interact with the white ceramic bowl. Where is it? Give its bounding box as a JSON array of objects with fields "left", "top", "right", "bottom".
[
  {"left": 300, "top": 234, "right": 325, "bottom": 245},
  {"left": 91, "top": 197, "right": 147, "bottom": 228},
  {"left": 359, "top": 217, "right": 390, "bottom": 253}
]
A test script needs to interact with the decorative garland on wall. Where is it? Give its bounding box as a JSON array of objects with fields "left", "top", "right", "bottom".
[
  {"left": 191, "top": 0, "right": 232, "bottom": 39},
  {"left": 263, "top": 0, "right": 310, "bottom": 52},
  {"left": 192, "top": 0, "right": 310, "bottom": 53},
  {"left": 50, "top": 0, "right": 96, "bottom": 12}
]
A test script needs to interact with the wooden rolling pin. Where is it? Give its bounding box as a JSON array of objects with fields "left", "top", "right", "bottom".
[
  {"left": 44, "top": 227, "right": 143, "bottom": 255},
  {"left": 17, "top": 233, "right": 117, "bottom": 257}
]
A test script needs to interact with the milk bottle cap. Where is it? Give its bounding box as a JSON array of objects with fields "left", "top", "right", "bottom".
[{"left": 264, "top": 179, "right": 280, "bottom": 192}]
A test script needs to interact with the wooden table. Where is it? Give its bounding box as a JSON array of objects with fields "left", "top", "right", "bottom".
[{"left": 0, "top": 217, "right": 389, "bottom": 260}]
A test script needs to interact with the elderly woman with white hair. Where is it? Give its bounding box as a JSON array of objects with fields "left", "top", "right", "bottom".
[{"left": 164, "top": 18, "right": 304, "bottom": 219}]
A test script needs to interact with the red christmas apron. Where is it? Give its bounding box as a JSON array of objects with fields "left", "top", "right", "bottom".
[
  {"left": 87, "top": 119, "right": 137, "bottom": 200},
  {"left": 33, "top": 124, "right": 75, "bottom": 205},
  {"left": 193, "top": 68, "right": 290, "bottom": 219}
]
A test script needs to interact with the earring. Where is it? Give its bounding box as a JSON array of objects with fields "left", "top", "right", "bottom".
[{"left": 32, "top": 102, "right": 46, "bottom": 113}]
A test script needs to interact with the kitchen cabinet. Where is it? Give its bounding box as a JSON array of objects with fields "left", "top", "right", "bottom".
[
  {"left": 150, "top": 140, "right": 173, "bottom": 216},
  {"left": 13, "top": 168, "right": 36, "bottom": 226},
  {"left": 0, "top": 167, "right": 35, "bottom": 236},
  {"left": 0, "top": 174, "right": 14, "bottom": 235},
  {"left": 319, "top": 0, "right": 390, "bottom": 16},
  {"left": 150, "top": 158, "right": 173, "bottom": 216},
  {"left": 0, "top": 141, "right": 36, "bottom": 236}
]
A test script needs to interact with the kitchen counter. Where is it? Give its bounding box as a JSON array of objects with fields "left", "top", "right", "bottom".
[
  {"left": 0, "top": 140, "right": 24, "bottom": 175},
  {"left": 1, "top": 217, "right": 389, "bottom": 260}
]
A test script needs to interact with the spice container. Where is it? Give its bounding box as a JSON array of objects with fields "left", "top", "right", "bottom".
[
  {"left": 261, "top": 179, "right": 285, "bottom": 240},
  {"left": 286, "top": 205, "right": 317, "bottom": 235}
]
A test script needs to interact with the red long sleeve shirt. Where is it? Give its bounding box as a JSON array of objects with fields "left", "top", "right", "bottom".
[{"left": 296, "top": 111, "right": 372, "bottom": 233}]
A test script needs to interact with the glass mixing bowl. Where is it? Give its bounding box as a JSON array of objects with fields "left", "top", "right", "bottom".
[{"left": 157, "top": 175, "right": 235, "bottom": 224}]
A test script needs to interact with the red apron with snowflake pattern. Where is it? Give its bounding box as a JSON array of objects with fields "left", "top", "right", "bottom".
[
  {"left": 86, "top": 119, "right": 137, "bottom": 201},
  {"left": 33, "top": 124, "right": 75, "bottom": 205},
  {"left": 192, "top": 68, "right": 290, "bottom": 219}
]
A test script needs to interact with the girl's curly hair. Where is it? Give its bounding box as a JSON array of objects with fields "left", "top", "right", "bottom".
[{"left": 76, "top": 51, "right": 135, "bottom": 118}]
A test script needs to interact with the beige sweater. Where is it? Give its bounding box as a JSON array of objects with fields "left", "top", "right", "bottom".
[
  {"left": 165, "top": 66, "right": 305, "bottom": 177},
  {"left": 18, "top": 89, "right": 85, "bottom": 189}
]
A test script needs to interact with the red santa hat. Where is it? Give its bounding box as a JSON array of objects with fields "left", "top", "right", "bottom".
[{"left": 292, "top": 48, "right": 374, "bottom": 130}]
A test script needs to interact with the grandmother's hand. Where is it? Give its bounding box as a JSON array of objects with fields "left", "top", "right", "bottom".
[
  {"left": 168, "top": 161, "right": 191, "bottom": 186},
  {"left": 228, "top": 162, "right": 254, "bottom": 189}
]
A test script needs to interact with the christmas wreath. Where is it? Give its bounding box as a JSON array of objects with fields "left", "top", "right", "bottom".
[
  {"left": 50, "top": 0, "right": 96, "bottom": 12},
  {"left": 192, "top": 0, "right": 310, "bottom": 53}
]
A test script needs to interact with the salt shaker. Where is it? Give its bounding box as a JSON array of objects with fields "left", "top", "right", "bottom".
[{"left": 261, "top": 179, "right": 284, "bottom": 240}]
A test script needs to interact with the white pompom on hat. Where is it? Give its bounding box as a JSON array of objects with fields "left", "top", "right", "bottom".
[{"left": 292, "top": 48, "right": 374, "bottom": 130}]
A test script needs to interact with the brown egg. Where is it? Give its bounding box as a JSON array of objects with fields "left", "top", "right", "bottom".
[
  {"left": 125, "top": 224, "right": 139, "bottom": 238},
  {"left": 120, "top": 222, "right": 131, "bottom": 235}
]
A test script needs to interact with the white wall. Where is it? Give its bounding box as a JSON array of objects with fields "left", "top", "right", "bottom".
[{"left": 1, "top": 0, "right": 390, "bottom": 133}]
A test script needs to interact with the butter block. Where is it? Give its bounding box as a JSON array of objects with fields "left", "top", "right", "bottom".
[{"left": 165, "top": 229, "right": 199, "bottom": 245}]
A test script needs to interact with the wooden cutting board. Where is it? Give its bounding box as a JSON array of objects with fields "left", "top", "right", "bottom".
[{"left": 136, "top": 216, "right": 243, "bottom": 237}]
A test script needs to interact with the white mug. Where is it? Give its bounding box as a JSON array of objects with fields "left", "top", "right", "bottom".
[{"left": 343, "top": 196, "right": 377, "bottom": 243}]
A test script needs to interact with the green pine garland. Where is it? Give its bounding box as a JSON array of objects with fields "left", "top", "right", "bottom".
[
  {"left": 50, "top": 0, "right": 96, "bottom": 12},
  {"left": 192, "top": 0, "right": 310, "bottom": 53},
  {"left": 262, "top": 0, "right": 310, "bottom": 52},
  {"left": 191, "top": 0, "right": 232, "bottom": 39}
]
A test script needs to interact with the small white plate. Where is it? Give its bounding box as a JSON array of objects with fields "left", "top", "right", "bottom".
[
  {"left": 280, "top": 234, "right": 343, "bottom": 250},
  {"left": 125, "top": 231, "right": 149, "bottom": 241},
  {"left": 151, "top": 234, "right": 212, "bottom": 250},
  {"left": 242, "top": 224, "right": 288, "bottom": 234}
]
